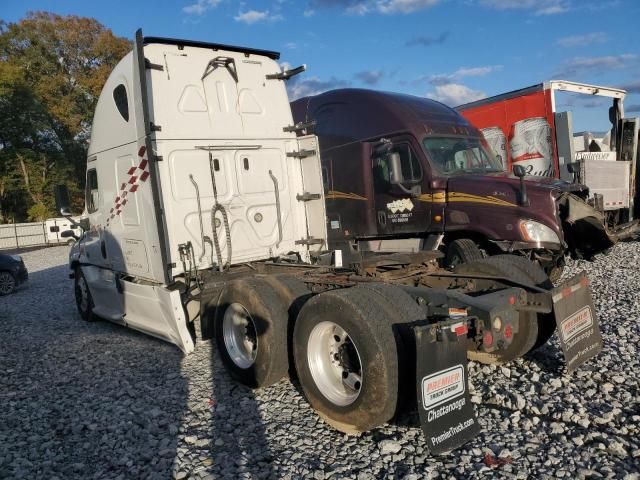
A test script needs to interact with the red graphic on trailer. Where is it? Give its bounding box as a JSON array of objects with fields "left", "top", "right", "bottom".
[
  {"left": 459, "top": 89, "right": 558, "bottom": 178},
  {"left": 105, "top": 146, "right": 150, "bottom": 227}
]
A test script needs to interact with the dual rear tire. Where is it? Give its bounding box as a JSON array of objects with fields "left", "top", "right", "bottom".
[{"left": 213, "top": 277, "right": 416, "bottom": 433}]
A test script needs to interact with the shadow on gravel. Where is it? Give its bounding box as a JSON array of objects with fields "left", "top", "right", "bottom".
[
  {"left": 0, "top": 263, "right": 188, "bottom": 479},
  {"left": 206, "top": 332, "right": 275, "bottom": 478}
]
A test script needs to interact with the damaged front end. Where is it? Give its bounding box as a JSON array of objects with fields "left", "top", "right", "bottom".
[{"left": 557, "top": 192, "right": 639, "bottom": 259}]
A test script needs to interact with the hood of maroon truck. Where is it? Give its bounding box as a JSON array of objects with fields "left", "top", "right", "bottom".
[{"left": 443, "top": 173, "right": 569, "bottom": 243}]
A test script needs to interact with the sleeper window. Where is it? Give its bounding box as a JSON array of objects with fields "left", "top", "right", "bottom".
[
  {"left": 113, "top": 84, "right": 129, "bottom": 122},
  {"left": 86, "top": 169, "right": 100, "bottom": 214}
]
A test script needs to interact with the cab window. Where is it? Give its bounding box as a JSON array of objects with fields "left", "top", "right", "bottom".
[
  {"left": 86, "top": 169, "right": 100, "bottom": 213},
  {"left": 113, "top": 84, "right": 129, "bottom": 122},
  {"left": 373, "top": 143, "right": 421, "bottom": 192}
]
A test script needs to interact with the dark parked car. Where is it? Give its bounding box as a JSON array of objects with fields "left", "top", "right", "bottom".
[{"left": 0, "top": 253, "right": 28, "bottom": 295}]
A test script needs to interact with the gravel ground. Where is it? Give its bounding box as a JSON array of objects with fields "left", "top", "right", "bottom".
[{"left": 1, "top": 244, "right": 639, "bottom": 479}]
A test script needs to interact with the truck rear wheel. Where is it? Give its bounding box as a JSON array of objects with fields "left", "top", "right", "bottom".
[
  {"left": 261, "top": 274, "right": 312, "bottom": 377},
  {"left": 357, "top": 283, "right": 424, "bottom": 413},
  {"left": 445, "top": 238, "right": 483, "bottom": 267},
  {"left": 454, "top": 257, "right": 540, "bottom": 364},
  {"left": 214, "top": 278, "right": 289, "bottom": 388},
  {"left": 293, "top": 287, "right": 399, "bottom": 434}
]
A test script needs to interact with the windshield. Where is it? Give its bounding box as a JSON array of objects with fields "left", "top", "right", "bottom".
[{"left": 422, "top": 136, "right": 505, "bottom": 175}]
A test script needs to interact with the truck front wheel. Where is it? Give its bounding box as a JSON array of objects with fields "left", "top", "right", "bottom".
[
  {"left": 445, "top": 238, "right": 483, "bottom": 267},
  {"left": 74, "top": 268, "right": 95, "bottom": 322},
  {"left": 214, "top": 278, "right": 289, "bottom": 388},
  {"left": 293, "top": 287, "right": 399, "bottom": 434}
]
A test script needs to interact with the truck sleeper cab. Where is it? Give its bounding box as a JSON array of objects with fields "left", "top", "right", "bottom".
[
  {"left": 57, "top": 32, "right": 602, "bottom": 455},
  {"left": 291, "top": 88, "right": 610, "bottom": 279}
]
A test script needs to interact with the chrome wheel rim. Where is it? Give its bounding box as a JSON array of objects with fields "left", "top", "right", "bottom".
[
  {"left": 76, "top": 275, "right": 89, "bottom": 312},
  {"left": 307, "top": 321, "right": 363, "bottom": 406},
  {"left": 0, "top": 272, "right": 15, "bottom": 295},
  {"left": 222, "top": 303, "right": 258, "bottom": 369}
]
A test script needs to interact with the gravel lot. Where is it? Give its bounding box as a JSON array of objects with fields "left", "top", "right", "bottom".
[{"left": 1, "top": 244, "right": 639, "bottom": 479}]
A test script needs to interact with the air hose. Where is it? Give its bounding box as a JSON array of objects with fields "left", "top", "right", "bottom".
[{"left": 208, "top": 153, "right": 232, "bottom": 272}]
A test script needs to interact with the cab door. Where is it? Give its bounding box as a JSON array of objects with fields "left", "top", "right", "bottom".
[{"left": 372, "top": 139, "right": 431, "bottom": 235}]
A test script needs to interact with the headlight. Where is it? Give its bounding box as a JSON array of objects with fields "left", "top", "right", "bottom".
[
  {"left": 10, "top": 255, "right": 22, "bottom": 262},
  {"left": 519, "top": 220, "right": 560, "bottom": 244}
]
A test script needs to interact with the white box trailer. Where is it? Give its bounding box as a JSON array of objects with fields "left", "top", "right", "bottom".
[{"left": 54, "top": 31, "right": 602, "bottom": 454}]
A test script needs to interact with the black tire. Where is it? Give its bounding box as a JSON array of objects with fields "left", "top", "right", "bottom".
[
  {"left": 445, "top": 239, "right": 483, "bottom": 267},
  {"left": 214, "top": 277, "right": 289, "bottom": 388},
  {"left": 479, "top": 255, "right": 557, "bottom": 352},
  {"left": 357, "top": 283, "right": 424, "bottom": 415},
  {"left": 293, "top": 287, "right": 399, "bottom": 434},
  {"left": 454, "top": 257, "right": 539, "bottom": 364},
  {"left": 261, "top": 274, "right": 312, "bottom": 377},
  {"left": 74, "top": 268, "right": 95, "bottom": 321},
  {"left": 0, "top": 271, "right": 16, "bottom": 295}
]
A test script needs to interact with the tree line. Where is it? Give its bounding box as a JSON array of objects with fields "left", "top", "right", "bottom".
[{"left": 0, "top": 12, "right": 130, "bottom": 223}]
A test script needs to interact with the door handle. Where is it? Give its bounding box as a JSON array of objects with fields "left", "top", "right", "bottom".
[
  {"left": 100, "top": 240, "right": 107, "bottom": 259},
  {"left": 377, "top": 210, "right": 387, "bottom": 226}
]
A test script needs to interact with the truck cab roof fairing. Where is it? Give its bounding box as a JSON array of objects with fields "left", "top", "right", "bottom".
[
  {"left": 292, "top": 89, "right": 478, "bottom": 148},
  {"left": 143, "top": 36, "right": 280, "bottom": 60}
]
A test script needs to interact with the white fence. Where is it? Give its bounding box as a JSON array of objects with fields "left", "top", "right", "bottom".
[{"left": 0, "top": 220, "right": 71, "bottom": 250}]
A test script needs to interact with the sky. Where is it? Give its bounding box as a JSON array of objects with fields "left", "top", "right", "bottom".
[{"left": 3, "top": 0, "right": 640, "bottom": 131}]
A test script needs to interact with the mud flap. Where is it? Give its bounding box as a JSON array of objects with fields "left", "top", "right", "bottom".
[
  {"left": 551, "top": 273, "right": 602, "bottom": 373},
  {"left": 414, "top": 322, "right": 481, "bottom": 454}
]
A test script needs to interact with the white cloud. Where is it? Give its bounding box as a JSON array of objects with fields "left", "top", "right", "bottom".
[
  {"left": 287, "top": 76, "right": 350, "bottom": 100},
  {"left": 183, "top": 0, "right": 221, "bottom": 15},
  {"left": 355, "top": 70, "right": 385, "bottom": 85},
  {"left": 556, "top": 32, "right": 606, "bottom": 47},
  {"left": 479, "top": 0, "right": 570, "bottom": 15},
  {"left": 309, "top": 0, "right": 439, "bottom": 15},
  {"left": 234, "top": 9, "right": 284, "bottom": 24},
  {"left": 376, "top": 0, "right": 439, "bottom": 14},
  {"left": 425, "top": 64, "right": 502, "bottom": 86},
  {"left": 453, "top": 65, "right": 502, "bottom": 77},
  {"left": 427, "top": 83, "right": 486, "bottom": 106},
  {"left": 556, "top": 53, "right": 637, "bottom": 76}
]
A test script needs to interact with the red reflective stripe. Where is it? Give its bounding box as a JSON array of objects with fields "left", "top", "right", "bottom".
[
  {"left": 127, "top": 167, "right": 136, "bottom": 175},
  {"left": 120, "top": 183, "right": 126, "bottom": 190},
  {"left": 128, "top": 176, "right": 138, "bottom": 184},
  {"left": 129, "top": 185, "right": 138, "bottom": 192},
  {"left": 140, "top": 171, "right": 150, "bottom": 182},
  {"left": 138, "top": 146, "right": 146, "bottom": 157},
  {"left": 139, "top": 159, "right": 148, "bottom": 170},
  {"left": 562, "top": 287, "right": 572, "bottom": 298}
]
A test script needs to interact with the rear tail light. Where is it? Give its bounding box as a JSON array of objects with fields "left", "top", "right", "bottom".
[{"left": 504, "top": 324, "right": 513, "bottom": 340}]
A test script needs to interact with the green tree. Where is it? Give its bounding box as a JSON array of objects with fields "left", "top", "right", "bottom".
[{"left": 0, "top": 12, "right": 131, "bottom": 222}]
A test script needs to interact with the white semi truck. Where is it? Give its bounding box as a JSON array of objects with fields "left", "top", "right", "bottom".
[{"left": 54, "top": 31, "right": 602, "bottom": 453}]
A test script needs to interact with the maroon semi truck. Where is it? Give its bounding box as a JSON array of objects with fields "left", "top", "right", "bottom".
[{"left": 291, "top": 89, "right": 614, "bottom": 279}]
